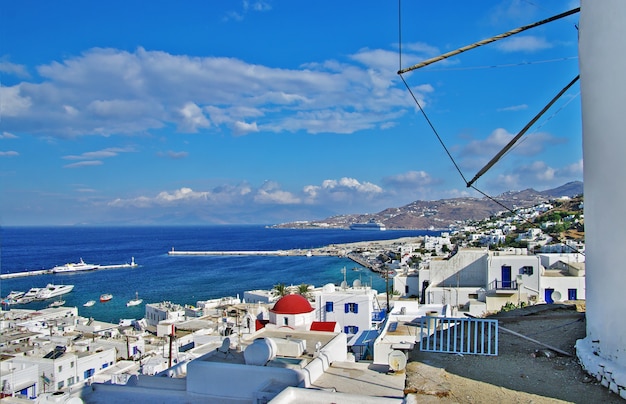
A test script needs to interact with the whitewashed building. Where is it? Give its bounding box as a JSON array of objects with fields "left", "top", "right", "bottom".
[
  {"left": 145, "top": 301, "right": 185, "bottom": 327},
  {"left": 2, "top": 346, "right": 116, "bottom": 398},
  {"left": 312, "top": 282, "right": 384, "bottom": 337}
]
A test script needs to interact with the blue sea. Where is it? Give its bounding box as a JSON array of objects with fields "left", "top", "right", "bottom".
[{"left": 0, "top": 226, "right": 437, "bottom": 323}]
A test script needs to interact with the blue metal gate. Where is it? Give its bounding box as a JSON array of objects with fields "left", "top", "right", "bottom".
[{"left": 419, "top": 316, "right": 499, "bottom": 356}]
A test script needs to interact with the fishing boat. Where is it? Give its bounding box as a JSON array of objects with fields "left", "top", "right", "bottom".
[
  {"left": 126, "top": 292, "right": 143, "bottom": 307},
  {"left": 83, "top": 300, "right": 96, "bottom": 307},
  {"left": 49, "top": 300, "right": 65, "bottom": 308},
  {"left": 100, "top": 294, "right": 113, "bottom": 302}
]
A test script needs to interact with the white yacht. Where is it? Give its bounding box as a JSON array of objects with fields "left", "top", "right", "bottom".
[
  {"left": 18, "top": 288, "right": 42, "bottom": 303},
  {"left": 1, "top": 291, "right": 25, "bottom": 305},
  {"left": 36, "top": 284, "right": 74, "bottom": 300}
]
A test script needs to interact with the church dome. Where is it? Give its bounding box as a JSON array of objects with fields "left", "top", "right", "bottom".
[{"left": 270, "top": 294, "right": 314, "bottom": 314}]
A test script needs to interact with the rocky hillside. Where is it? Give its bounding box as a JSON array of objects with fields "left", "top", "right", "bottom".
[{"left": 276, "top": 181, "right": 583, "bottom": 230}]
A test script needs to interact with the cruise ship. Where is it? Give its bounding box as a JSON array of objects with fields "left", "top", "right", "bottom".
[
  {"left": 349, "top": 219, "right": 386, "bottom": 231},
  {"left": 52, "top": 258, "right": 99, "bottom": 273}
]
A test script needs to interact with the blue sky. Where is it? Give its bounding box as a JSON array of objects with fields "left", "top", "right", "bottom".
[{"left": 0, "top": 0, "right": 582, "bottom": 226}]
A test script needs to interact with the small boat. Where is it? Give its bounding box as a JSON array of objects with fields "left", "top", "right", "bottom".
[
  {"left": 83, "top": 300, "right": 96, "bottom": 307},
  {"left": 49, "top": 300, "right": 65, "bottom": 308},
  {"left": 126, "top": 292, "right": 143, "bottom": 307},
  {"left": 100, "top": 294, "right": 113, "bottom": 302}
]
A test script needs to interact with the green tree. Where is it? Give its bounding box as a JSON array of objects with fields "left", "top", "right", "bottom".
[
  {"left": 272, "top": 283, "right": 288, "bottom": 297},
  {"left": 297, "top": 283, "right": 310, "bottom": 298}
]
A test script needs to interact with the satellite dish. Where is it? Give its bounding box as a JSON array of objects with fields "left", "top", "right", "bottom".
[
  {"left": 388, "top": 350, "right": 407, "bottom": 372},
  {"left": 244, "top": 338, "right": 277, "bottom": 366},
  {"left": 353, "top": 279, "right": 361, "bottom": 288},
  {"left": 322, "top": 283, "right": 336, "bottom": 293},
  {"left": 340, "top": 281, "right": 348, "bottom": 289},
  {"left": 551, "top": 290, "right": 562, "bottom": 302}
]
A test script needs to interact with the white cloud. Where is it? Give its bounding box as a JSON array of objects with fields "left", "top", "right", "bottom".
[
  {"left": 496, "top": 36, "right": 552, "bottom": 53},
  {"left": 460, "top": 128, "right": 564, "bottom": 164},
  {"left": 158, "top": 150, "right": 189, "bottom": 159},
  {"left": 382, "top": 170, "right": 442, "bottom": 190},
  {"left": 2, "top": 46, "right": 422, "bottom": 138},
  {"left": 63, "top": 147, "right": 134, "bottom": 161},
  {"left": 155, "top": 187, "right": 208, "bottom": 202},
  {"left": 233, "top": 121, "right": 259, "bottom": 135},
  {"left": 64, "top": 160, "right": 103, "bottom": 168},
  {"left": 302, "top": 177, "right": 384, "bottom": 205},
  {"left": 0, "top": 151, "right": 19, "bottom": 157},
  {"left": 224, "top": 0, "right": 271, "bottom": 21},
  {"left": 557, "top": 159, "right": 583, "bottom": 177},
  {"left": 0, "top": 85, "right": 32, "bottom": 116},
  {"left": 404, "top": 42, "right": 440, "bottom": 56},
  {"left": 486, "top": 159, "right": 583, "bottom": 192},
  {"left": 178, "top": 102, "right": 211, "bottom": 132},
  {"left": 498, "top": 104, "right": 528, "bottom": 112},
  {"left": 254, "top": 181, "right": 300, "bottom": 204},
  {"left": 109, "top": 184, "right": 254, "bottom": 208},
  {"left": 0, "top": 61, "right": 29, "bottom": 77},
  {"left": 107, "top": 176, "right": 385, "bottom": 213},
  {"left": 0, "top": 132, "right": 18, "bottom": 139}
]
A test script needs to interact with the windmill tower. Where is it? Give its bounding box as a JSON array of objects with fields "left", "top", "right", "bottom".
[{"left": 575, "top": 1, "right": 626, "bottom": 394}]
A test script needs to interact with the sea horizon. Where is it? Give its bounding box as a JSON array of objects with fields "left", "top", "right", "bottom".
[{"left": 0, "top": 225, "right": 438, "bottom": 324}]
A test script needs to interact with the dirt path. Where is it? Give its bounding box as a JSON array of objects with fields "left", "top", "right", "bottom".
[{"left": 405, "top": 304, "right": 622, "bottom": 403}]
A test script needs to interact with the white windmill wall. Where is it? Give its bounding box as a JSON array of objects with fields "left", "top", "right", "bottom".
[{"left": 576, "top": 0, "right": 626, "bottom": 395}]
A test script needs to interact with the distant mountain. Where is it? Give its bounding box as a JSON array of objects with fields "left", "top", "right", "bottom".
[
  {"left": 275, "top": 181, "right": 583, "bottom": 230},
  {"left": 538, "top": 181, "right": 583, "bottom": 198}
]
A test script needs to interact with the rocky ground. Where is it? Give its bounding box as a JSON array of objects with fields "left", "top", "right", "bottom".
[{"left": 404, "top": 304, "right": 622, "bottom": 403}]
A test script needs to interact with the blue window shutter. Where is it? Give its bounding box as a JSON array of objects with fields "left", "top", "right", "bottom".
[
  {"left": 354, "top": 326, "right": 359, "bottom": 333},
  {"left": 354, "top": 303, "right": 359, "bottom": 314},
  {"left": 326, "top": 302, "right": 333, "bottom": 312},
  {"left": 344, "top": 326, "right": 349, "bottom": 333},
  {"left": 344, "top": 303, "right": 349, "bottom": 313}
]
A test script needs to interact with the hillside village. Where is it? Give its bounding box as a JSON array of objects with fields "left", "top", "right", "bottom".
[{"left": 0, "top": 195, "right": 588, "bottom": 403}]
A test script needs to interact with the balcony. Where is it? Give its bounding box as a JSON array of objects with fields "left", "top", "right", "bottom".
[
  {"left": 372, "top": 310, "right": 386, "bottom": 322},
  {"left": 488, "top": 279, "right": 518, "bottom": 294}
]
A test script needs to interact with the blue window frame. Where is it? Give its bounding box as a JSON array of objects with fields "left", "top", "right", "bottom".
[
  {"left": 344, "top": 303, "right": 359, "bottom": 313},
  {"left": 325, "top": 301, "right": 334, "bottom": 312}
]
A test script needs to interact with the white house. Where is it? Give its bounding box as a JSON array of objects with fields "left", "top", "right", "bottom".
[
  {"left": 145, "top": 301, "right": 185, "bottom": 327},
  {"left": 541, "top": 261, "right": 586, "bottom": 302},
  {"left": 312, "top": 282, "right": 384, "bottom": 337},
  {"left": 485, "top": 251, "right": 541, "bottom": 312},
  {"left": 3, "top": 345, "right": 116, "bottom": 398}
]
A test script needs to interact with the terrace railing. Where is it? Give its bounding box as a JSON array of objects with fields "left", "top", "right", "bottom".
[{"left": 419, "top": 316, "right": 499, "bottom": 356}]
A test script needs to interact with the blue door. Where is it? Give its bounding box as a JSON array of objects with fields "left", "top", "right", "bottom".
[
  {"left": 501, "top": 266, "right": 512, "bottom": 288},
  {"left": 545, "top": 288, "right": 555, "bottom": 304},
  {"left": 568, "top": 289, "right": 577, "bottom": 300}
]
